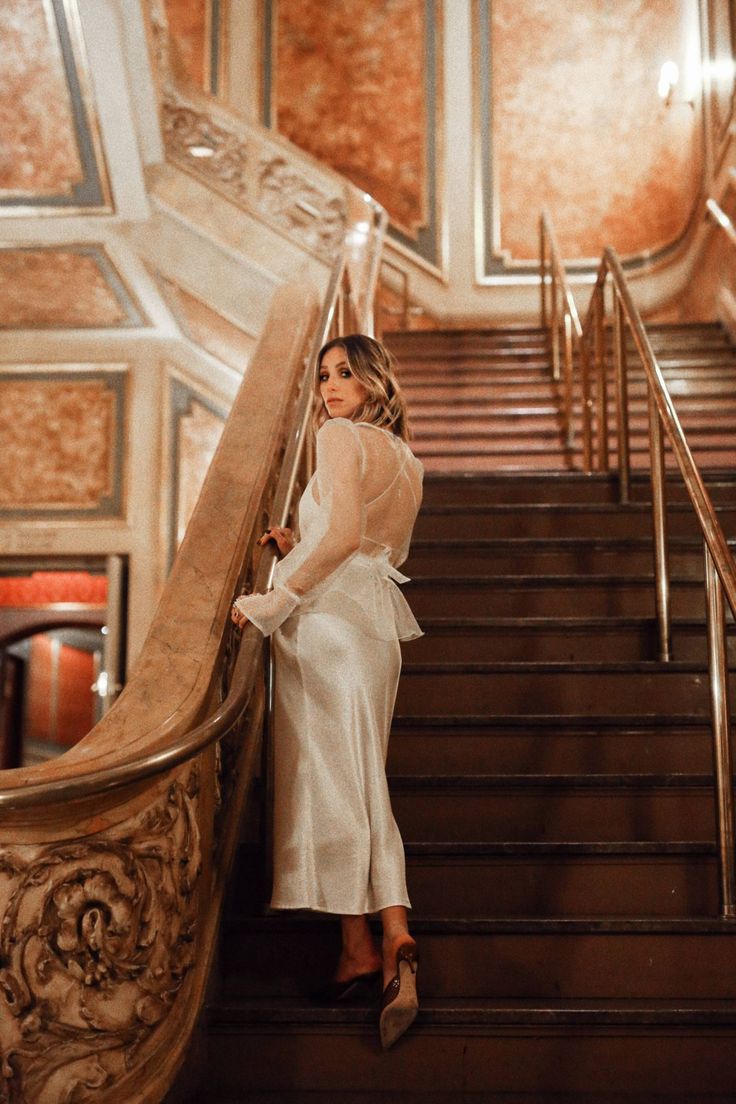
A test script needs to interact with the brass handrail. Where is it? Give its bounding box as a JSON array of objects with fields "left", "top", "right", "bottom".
[
  {"left": 540, "top": 213, "right": 736, "bottom": 916},
  {"left": 0, "top": 197, "right": 387, "bottom": 813},
  {"left": 539, "top": 209, "right": 592, "bottom": 465},
  {"left": 705, "top": 197, "right": 736, "bottom": 249}
]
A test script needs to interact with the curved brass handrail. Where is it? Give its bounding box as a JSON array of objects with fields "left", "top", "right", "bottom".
[
  {"left": 540, "top": 212, "right": 736, "bottom": 917},
  {"left": 705, "top": 197, "right": 736, "bottom": 249},
  {"left": 539, "top": 210, "right": 592, "bottom": 465}
]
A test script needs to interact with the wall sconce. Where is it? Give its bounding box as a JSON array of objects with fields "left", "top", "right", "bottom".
[
  {"left": 658, "top": 59, "right": 700, "bottom": 109},
  {"left": 658, "top": 60, "right": 680, "bottom": 106}
]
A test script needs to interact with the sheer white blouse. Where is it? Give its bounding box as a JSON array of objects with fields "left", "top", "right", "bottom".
[{"left": 233, "top": 417, "right": 424, "bottom": 642}]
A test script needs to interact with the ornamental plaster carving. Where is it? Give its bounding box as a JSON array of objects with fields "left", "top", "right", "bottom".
[
  {"left": 149, "top": 0, "right": 347, "bottom": 261},
  {"left": 256, "top": 156, "right": 346, "bottom": 258},
  {"left": 0, "top": 769, "right": 201, "bottom": 1103},
  {"left": 162, "top": 100, "right": 251, "bottom": 204}
]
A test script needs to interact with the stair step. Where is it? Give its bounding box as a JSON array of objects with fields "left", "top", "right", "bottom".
[
  {"left": 387, "top": 720, "right": 717, "bottom": 775},
  {"left": 396, "top": 662, "right": 723, "bottom": 715},
  {"left": 404, "top": 616, "right": 735, "bottom": 662},
  {"left": 221, "top": 916, "right": 736, "bottom": 1001},
  {"left": 406, "top": 576, "right": 711, "bottom": 618},
  {"left": 207, "top": 999, "right": 736, "bottom": 1101},
  {"left": 388, "top": 780, "right": 717, "bottom": 842},
  {"left": 419, "top": 472, "right": 736, "bottom": 506},
  {"left": 412, "top": 503, "right": 736, "bottom": 539},
  {"left": 230, "top": 839, "right": 717, "bottom": 918},
  {"left": 406, "top": 537, "right": 736, "bottom": 578}
]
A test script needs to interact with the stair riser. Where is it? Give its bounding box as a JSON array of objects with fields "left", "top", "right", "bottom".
[
  {"left": 226, "top": 850, "right": 716, "bottom": 918},
  {"left": 413, "top": 508, "right": 736, "bottom": 539},
  {"left": 406, "top": 547, "right": 711, "bottom": 577},
  {"left": 395, "top": 670, "right": 720, "bottom": 716},
  {"left": 403, "top": 855, "right": 717, "bottom": 917},
  {"left": 406, "top": 387, "right": 559, "bottom": 401},
  {"left": 403, "top": 626, "right": 732, "bottom": 663},
  {"left": 414, "top": 448, "right": 736, "bottom": 467},
  {"left": 407, "top": 584, "right": 707, "bottom": 618},
  {"left": 419, "top": 478, "right": 736, "bottom": 507},
  {"left": 207, "top": 1031, "right": 736, "bottom": 1100},
  {"left": 413, "top": 422, "right": 564, "bottom": 440},
  {"left": 391, "top": 788, "right": 716, "bottom": 842},
  {"left": 221, "top": 930, "right": 736, "bottom": 999},
  {"left": 387, "top": 729, "right": 715, "bottom": 776}
]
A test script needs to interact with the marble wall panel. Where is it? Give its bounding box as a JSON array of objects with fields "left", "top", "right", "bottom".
[
  {"left": 164, "top": 0, "right": 209, "bottom": 91},
  {"left": 479, "top": 0, "right": 704, "bottom": 268},
  {"left": 0, "top": 246, "right": 145, "bottom": 328},
  {"left": 169, "top": 378, "right": 226, "bottom": 560},
  {"left": 0, "top": 0, "right": 111, "bottom": 211},
  {"left": 0, "top": 370, "right": 126, "bottom": 516},
  {"left": 269, "top": 0, "right": 438, "bottom": 253}
]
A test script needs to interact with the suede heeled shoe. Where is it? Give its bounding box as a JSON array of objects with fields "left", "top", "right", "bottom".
[{"left": 378, "top": 939, "right": 419, "bottom": 1048}]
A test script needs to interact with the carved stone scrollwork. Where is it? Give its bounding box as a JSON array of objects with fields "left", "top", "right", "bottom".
[
  {"left": 0, "top": 769, "right": 201, "bottom": 1104},
  {"left": 162, "top": 101, "right": 250, "bottom": 203},
  {"left": 256, "top": 157, "right": 346, "bottom": 258}
]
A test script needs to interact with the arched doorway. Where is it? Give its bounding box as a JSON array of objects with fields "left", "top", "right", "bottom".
[{"left": 0, "top": 558, "right": 126, "bottom": 769}]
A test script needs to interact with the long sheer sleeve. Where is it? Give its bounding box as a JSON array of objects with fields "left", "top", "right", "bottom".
[{"left": 233, "top": 417, "right": 364, "bottom": 636}]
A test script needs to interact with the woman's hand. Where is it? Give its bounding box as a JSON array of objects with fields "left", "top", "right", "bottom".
[
  {"left": 258, "top": 526, "right": 295, "bottom": 556},
  {"left": 231, "top": 604, "right": 249, "bottom": 629}
]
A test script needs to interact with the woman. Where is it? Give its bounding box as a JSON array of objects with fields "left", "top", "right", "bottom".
[{"left": 231, "top": 333, "right": 424, "bottom": 1049}]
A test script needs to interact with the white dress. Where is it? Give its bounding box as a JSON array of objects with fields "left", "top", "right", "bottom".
[{"left": 234, "top": 417, "right": 424, "bottom": 914}]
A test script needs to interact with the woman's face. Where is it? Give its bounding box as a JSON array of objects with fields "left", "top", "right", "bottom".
[{"left": 318, "top": 345, "right": 369, "bottom": 420}]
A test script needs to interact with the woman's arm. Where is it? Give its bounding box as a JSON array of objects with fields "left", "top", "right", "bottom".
[{"left": 232, "top": 418, "right": 364, "bottom": 636}]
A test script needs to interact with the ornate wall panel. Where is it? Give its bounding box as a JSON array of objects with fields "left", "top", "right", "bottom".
[
  {"left": 0, "top": 0, "right": 112, "bottom": 214},
  {"left": 169, "top": 377, "right": 226, "bottom": 564},
  {"left": 705, "top": 0, "right": 736, "bottom": 170},
  {"left": 475, "top": 0, "right": 704, "bottom": 275},
  {"left": 0, "top": 245, "right": 145, "bottom": 328},
  {"left": 0, "top": 369, "right": 126, "bottom": 517},
  {"left": 263, "top": 0, "right": 443, "bottom": 267}
]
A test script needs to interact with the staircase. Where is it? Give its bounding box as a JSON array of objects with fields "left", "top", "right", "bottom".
[
  {"left": 201, "top": 324, "right": 736, "bottom": 1103},
  {"left": 386, "top": 322, "right": 736, "bottom": 472}
]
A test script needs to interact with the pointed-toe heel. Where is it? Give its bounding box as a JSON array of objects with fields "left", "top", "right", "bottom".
[{"left": 379, "top": 940, "right": 419, "bottom": 1049}]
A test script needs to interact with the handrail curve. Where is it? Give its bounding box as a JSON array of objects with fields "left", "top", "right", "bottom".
[{"left": 540, "top": 211, "right": 736, "bottom": 919}]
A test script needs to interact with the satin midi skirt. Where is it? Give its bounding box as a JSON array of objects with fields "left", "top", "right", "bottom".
[{"left": 268, "top": 609, "right": 411, "bottom": 915}]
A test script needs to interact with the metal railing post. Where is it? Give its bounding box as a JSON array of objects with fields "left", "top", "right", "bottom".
[
  {"left": 612, "top": 290, "right": 631, "bottom": 504},
  {"left": 540, "top": 217, "right": 548, "bottom": 331},
  {"left": 704, "top": 543, "right": 736, "bottom": 918},
  {"left": 551, "top": 273, "right": 560, "bottom": 382},
  {"left": 563, "top": 311, "right": 574, "bottom": 449},
  {"left": 648, "top": 389, "right": 672, "bottom": 662},
  {"left": 594, "top": 284, "right": 609, "bottom": 472},
  {"left": 580, "top": 338, "right": 593, "bottom": 473}
]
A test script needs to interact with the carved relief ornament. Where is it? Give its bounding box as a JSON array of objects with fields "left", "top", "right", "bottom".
[{"left": 0, "top": 769, "right": 201, "bottom": 1104}]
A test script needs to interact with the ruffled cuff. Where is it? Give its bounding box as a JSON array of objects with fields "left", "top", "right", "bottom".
[{"left": 233, "top": 582, "right": 300, "bottom": 637}]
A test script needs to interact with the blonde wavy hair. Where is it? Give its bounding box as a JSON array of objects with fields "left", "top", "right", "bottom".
[{"left": 313, "top": 334, "right": 412, "bottom": 442}]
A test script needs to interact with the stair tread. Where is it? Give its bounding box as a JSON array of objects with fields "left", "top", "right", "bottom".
[
  {"left": 403, "top": 840, "right": 716, "bottom": 855},
  {"left": 388, "top": 772, "right": 718, "bottom": 788},
  {"left": 210, "top": 995, "right": 736, "bottom": 1027},
  {"left": 228, "top": 915, "right": 734, "bottom": 933}
]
